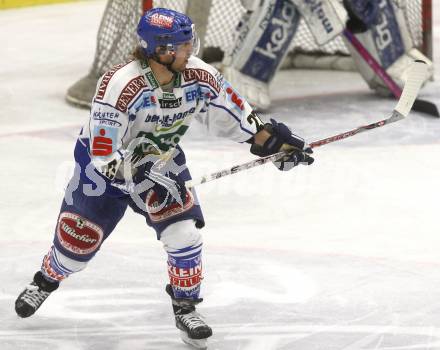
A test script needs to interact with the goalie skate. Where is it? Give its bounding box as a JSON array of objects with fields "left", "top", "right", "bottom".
[
  {"left": 15, "top": 271, "right": 59, "bottom": 318},
  {"left": 166, "top": 284, "right": 212, "bottom": 349}
]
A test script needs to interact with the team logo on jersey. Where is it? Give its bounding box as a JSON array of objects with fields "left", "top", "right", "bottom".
[
  {"left": 92, "top": 126, "right": 117, "bottom": 157},
  {"left": 150, "top": 13, "right": 174, "bottom": 29},
  {"left": 56, "top": 212, "right": 104, "bottom": 255},
  {"left": 137, "top": 124, "right": 190, "bottom": 152}
]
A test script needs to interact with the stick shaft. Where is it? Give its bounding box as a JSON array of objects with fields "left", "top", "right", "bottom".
[
  {"left": 186, "top": 61, "right": 428, "bottom": 188},
  {"left": 310, "top": 111, "right": 403, "bottom": 148},
  {"left": 186, "top": 111, "right": 403, "bottom": 188}
]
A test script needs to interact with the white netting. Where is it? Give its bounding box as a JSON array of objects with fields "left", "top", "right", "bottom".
[
  {"left": 66, "top": 0, "right": 429, "bottom": 107},
  {"left": 159, "top": 0, "right": 426, "bottom": 56}
]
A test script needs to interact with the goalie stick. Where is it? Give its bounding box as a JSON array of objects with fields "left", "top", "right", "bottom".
[
  {"left": 186, "top": 60, "right": 428, "bottom": 188},
  {"left": 343, "top": 29, "right": 439, "bottom": 118}
]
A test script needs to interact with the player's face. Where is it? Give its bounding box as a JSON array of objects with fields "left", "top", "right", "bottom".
[{"left": 170, "top": 41, "right": 194, "bottom": 71}]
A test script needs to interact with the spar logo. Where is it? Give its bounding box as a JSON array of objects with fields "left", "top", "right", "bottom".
[
  {"left": 56, "top": 212, "right": 104, "bottom": 255},
  {"left": 150, "top": 13, "right": 174, "bottom": 29},
  {"left": 92, "top": 127, "right": 117, "bottom": 157}
]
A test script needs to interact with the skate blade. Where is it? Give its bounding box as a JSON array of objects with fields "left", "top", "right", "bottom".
[{"left": 180, "top": 330, "right": 208, "bottom": 349}]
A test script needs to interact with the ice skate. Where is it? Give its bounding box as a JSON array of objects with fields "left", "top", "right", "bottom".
[
  {"left": 15, "top": 271, "right": 59, "bottom": 318},
  {"left": 166, "top": 284, "right": 212, "bottom": 349}
]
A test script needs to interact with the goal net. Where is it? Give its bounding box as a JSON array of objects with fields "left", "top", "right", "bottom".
[{"left": 66, "top": 0, "right": 432, "bottom": 108}]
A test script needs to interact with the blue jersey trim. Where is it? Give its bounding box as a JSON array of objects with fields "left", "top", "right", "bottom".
[
  {"left": 209, "top": 102, "right": 254, "bottom": 136},
  {"left": 127, "top": 87, "right": 154, "bottom": 112}
]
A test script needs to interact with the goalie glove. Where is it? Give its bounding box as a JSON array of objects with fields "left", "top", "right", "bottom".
[{"left": 250, "top": 119, "right": 314, "bottom": 171}]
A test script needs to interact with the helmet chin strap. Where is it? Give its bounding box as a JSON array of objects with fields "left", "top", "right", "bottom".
[{"left": 151, "top": 53, "right": 179, "bottom": 74}]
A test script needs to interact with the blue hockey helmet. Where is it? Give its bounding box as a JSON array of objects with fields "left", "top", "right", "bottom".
[{"left": 137, "top": 8, "right": 200, "bottom": 57}]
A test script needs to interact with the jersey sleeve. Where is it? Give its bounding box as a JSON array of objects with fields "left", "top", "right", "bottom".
[
  {"left": 203, "top": 78, "right": 259, "bottom": 143},
  {"left": 88, "top": 99, "right": 130, "bottom": 180},
  {"left": 183, "top": 57, "right": 260, "bottom": 143},
  {"left": 84, "top": 63, "right": 138, "bottom": 181},
  {"left": 84, "top": 61, "right": 147, "bottom": 181}
]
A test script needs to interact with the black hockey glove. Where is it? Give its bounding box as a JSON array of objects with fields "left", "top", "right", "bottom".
[
  {"left": 133, "top": 154, "right": 187, "bottom": 208},
  {"left": 250, "top": 119, "right": 314, "bottom": 171},
  {"left": 343, "top": 0, "right": 379, "bottom": 33}
]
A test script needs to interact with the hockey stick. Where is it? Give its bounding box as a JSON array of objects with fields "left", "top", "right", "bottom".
[
  {"left": 343, "top": 29, "right": 439, "bottom": 118},
  {"left": 186, "top": 60, "right": 428, "bottom": 188}
]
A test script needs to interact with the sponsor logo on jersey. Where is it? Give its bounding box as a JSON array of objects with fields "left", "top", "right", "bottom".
[
  {"left": 92, "top": 126, "right": 117, "bottom": 156},
  {"left": 132, "top": 93, "right": 157, "bottom": 112},
  {"left": 185, "top": 86, "right": 210, "bottom": 102},
  {"left": 93, "top": 109, "right": 122, "bottom": 127},
  {"left": 96, "top": 62, "right": 130, "bottom": 100},
  {"left": 56, "top": 212, "right": 104, "bottom": 255},
  {"left": 144, "top": 107, "right": 195, "bottom": 129},
  {"left": 149, "top": 13, "right": 174, "bottom": 29},
  {"left": 183, "top": 68, "right": 221, "bottom": 93},
  {"left": 116, "top": 76, "right": 147, "bottom": 112},
  {"left": 224, "top": 83, "right": 245, "bottom": 111},
  {"left": 145, "top": 71, "right": 159, "bottom": 89},
  {"left": 159, "top": 97, "right": 182, "bottom": 109}
]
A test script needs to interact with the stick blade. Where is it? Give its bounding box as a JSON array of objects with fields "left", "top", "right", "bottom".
[
  {"left": 394, "top": 60, "right": 429, "bottom": 117},
  {"left": 412, "top": 99, "right": 440, "bottom": 118}
]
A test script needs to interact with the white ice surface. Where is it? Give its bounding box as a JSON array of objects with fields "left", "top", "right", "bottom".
[{"left": 1, "top": 1, "right": 440, "bottom": 349}]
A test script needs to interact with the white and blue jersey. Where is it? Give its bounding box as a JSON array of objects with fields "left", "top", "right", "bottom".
[{"left": 77, "top": 56, "right": 258, "bottom": 190}]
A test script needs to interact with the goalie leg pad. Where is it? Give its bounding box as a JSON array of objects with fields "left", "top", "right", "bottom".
[
  {"left": 344, "top": 0, "right": 433, "bottom": 94},
  {"left": 160, "top": 220, "right": 203, "bottom": 300},
  {"left": 223, "top": 0, "right": 300, "bottom": 109}
]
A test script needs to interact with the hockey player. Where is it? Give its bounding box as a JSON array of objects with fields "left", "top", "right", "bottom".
[
  {"left": 223, "top": 0, "right": 432, "bottom": 110},
  {"left": 14, "top": 7, "right": 314, "bottom": 349}
]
